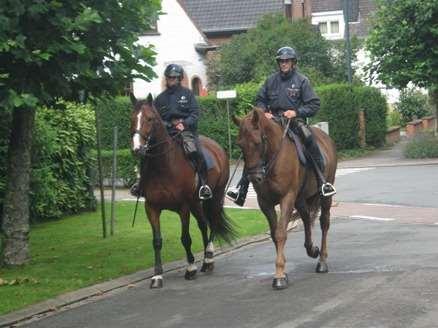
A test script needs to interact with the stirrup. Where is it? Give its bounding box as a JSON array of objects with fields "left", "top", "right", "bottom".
[
  {"left": 226, "top": 188, "right": 239, "bottom": 202},
  {"left": 199, "top": 185, "right": 212, "bottom": 200},
  {"left": 321, "top": 182, "right": 336, "bottom": 197}
]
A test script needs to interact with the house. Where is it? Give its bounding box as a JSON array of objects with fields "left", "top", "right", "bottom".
[
  {"left": 133, "top": 0, "right": 213, "bottom": 99},
  {"left": 182, "top": 0, "right": 401, "bottom": 103},
  {"left": 179, "top": 0, "right": 375, "bottom": 45}
]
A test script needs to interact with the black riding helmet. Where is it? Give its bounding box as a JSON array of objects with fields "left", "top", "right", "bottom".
[
  {"left": 164, "top": 64, "right": 184, "bottom": 80},
  {"left": 275, "top": 47, "right": 297, "bottom": 62}
]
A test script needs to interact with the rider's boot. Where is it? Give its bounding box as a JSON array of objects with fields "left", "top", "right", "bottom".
[
  {"left": 193, "top": 150, "right": 212, "bottom": 200},
  {"left": 307, "top": 138, "right": 336, "bottom": 197},
  {"left": 226, "top": 175, "right": 249, "bottom": 206},
  {"left": 130, "top": 180, "right": 143, "bottom": 198}
]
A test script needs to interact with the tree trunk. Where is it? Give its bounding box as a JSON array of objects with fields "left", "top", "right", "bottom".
[{"left": 1, "top": 107, "right": 35, "bottom": 266}]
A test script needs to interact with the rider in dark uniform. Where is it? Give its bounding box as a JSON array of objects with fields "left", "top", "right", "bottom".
[
  {"left": 226, "top": 46, "right": 336, "bottom": 206},
  {"left": 131, "top": 64, "right": 212, "bottom": 200}
]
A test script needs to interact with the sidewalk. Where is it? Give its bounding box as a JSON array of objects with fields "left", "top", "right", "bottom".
[{"left": 338, "top": 138, "right": 438, "bottom": 169}]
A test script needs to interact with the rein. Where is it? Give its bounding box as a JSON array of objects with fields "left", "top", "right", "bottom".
[
  {"left": 246, "top": 118, "right": 291, "bottom": 177},
  {"left": 133, "top": 117, "right": 183, "bottom": 158}
]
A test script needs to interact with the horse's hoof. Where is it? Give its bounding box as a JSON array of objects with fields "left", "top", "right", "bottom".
[
  {"left": 150, "top": 276, "right": 163, "bottom": 289},
  {"left": 316, "top": 261, "right": 329, "bottom": 273},
  {"left": 184, "top": 269, "right": 197, "bottom": 280},
  {"left": 310, "top": 246, "right": 320, "bottom": 259},
  {"left": 200, "top": 261, "right": 214, "bottom": 273},
  {"left": 272, "top": 274, "right": 288, "bottom": 290}
]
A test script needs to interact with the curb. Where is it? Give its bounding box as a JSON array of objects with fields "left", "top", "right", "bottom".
[{"left": 0, "top": 222, "right": 302, "bottom": 327}]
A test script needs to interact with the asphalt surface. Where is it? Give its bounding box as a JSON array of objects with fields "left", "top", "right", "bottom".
[
  {"left": 3, "top": 138, "right": 438, "bottom": 327},
  {"left": 22, "top": 219, "right": 438, "bottom": 328}
]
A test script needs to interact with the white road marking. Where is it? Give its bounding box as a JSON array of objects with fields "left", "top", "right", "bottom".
[{"left": 350, "top": 215, "right": 395, "bottom": 221}]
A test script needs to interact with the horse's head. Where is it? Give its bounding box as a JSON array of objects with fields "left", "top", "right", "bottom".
[
  {"left": 233, "top": 108, "right": 269, "bottom": 185},
  {"left": 130, "top": 93, "right": 159, "bottom": 157}
]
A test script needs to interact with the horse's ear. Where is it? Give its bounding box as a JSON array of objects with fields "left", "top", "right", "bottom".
[
  {"left": 130, "top": 92, "right": 137, "bottom": 105},
  {"left": 251, "top": 109, "right": 260, "bottom": 128},
  {"left": 146, "top": 93, "right": 153, "bottom": 104},
  {"left": 232, "top": 115, "right": 241, "bottom": 127}
]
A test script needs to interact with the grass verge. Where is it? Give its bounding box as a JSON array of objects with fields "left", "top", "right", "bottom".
[
  {"left": 337, "top": 146, "right": 375, "bottom": 161},
  {"left": 0, "top": 202, "right": 267, "bottom": 315}
]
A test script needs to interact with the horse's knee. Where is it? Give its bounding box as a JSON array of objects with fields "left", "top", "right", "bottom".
[{"left": 153, "top": 237, "right": 162, "bottom": 251}]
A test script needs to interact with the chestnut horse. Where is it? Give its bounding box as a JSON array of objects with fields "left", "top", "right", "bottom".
[
  {"left": 130, "top": 94, "right": 235, "bottom": 288},
  {"left": 233, "top": 108, "right": 337, "bottom": 290}
]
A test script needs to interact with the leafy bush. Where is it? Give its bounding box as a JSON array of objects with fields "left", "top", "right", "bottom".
[
  {"left": 212, "top": 15, "right": 344, "bottom": 88},
  {"left": 30, "top": 102, "right": 96, "bottom": 221},
  {"left": 404, "top": 133, "right": 438, "bottom": 158},
  {"left": 387, "top": 110, "right": 401, "bottom": 127},
  {"left": 313, "top": 84, "right": 360, "bottom": 149},
  {"left": 395, "top": 88, "right": 430, "bottom": 125},
  {"left": 355, "top": 86, "right": 388, "bottom": 147},
  {"left": 97, "top": 149, "right": 138, "bottom": 187},
  {"left": 95, "top": 96, "right": 132, "bottom": 150}
]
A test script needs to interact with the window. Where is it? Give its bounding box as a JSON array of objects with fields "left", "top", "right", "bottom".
[
  {"left": 330, "top": 21, "right": 339, "bottom": 34},
  {"left": 318, "top": 22, "right": 328, "bottom": 34}
]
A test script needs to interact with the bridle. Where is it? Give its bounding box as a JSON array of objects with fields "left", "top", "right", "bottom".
[
  {"left": 132, "top": 108, "right": 181, "bottom": 158},
  {"left": 244, "top": 118, "right": 291, "bottom": 178}
]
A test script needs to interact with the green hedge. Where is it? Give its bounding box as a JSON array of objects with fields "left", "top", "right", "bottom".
[
  {"left": 30, "top": 102, "right": 96, "bottom": 220},
  {"left": 313, "top": 84, "right": 360, "bottom": 149},
  {"left": 97, "top": 149, "right": 138, "bottom": 187},
  {"left": 197, "top": 82, "right": 261, "bottom": 158},
  {"left": 95, "top": 96, "right": 132, "bottom": 150},
  {"left": 313, "top": 84, "right": 388, "bottom": 150},
  {"left": 355, "top": 86, "right": 388, "bottom": 147}
]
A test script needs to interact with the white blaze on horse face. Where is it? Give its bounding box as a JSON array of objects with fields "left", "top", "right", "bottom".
[{"left": 133, "top": 111, "right": 143, "bottom": 151}]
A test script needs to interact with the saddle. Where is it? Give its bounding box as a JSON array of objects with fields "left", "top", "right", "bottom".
[
  {"left": 175, "top": 135, "right": 215, "bottom": 170},
  {"left": 273, "top": 117, "right": 326, "bottom": 168}
]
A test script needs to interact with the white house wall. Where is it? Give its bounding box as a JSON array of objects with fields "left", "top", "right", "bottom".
[
  {"left": 133, "top": 0, "right": 207, "bottom": 99},
  {"left": 312, "top": 12, "right": 400, "bottom": 104}
]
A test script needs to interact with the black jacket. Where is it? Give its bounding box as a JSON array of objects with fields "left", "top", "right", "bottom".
[
  {"left": 154, "top": 85, "right": 199, "bottom": 131},
  {"left": 256, "top": 69, "right": 320, "bottom": 118}
]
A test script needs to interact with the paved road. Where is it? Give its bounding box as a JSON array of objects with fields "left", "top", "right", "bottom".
[
  {"left": 13, "top": 140, "right": 438, "bottom": 327},
  {"left": 23, "top": 219, "right": 438, "bottom": 328}
]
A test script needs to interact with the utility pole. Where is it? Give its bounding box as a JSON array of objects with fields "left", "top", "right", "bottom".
[
  {"left": 343, "top": 0, "right": 353, "bottom": 84},
  {"left": 284, "top": 0, "right": 292, "bottom": 21}
]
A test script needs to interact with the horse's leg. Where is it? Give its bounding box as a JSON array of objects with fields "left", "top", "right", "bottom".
[
  {"left": 191, "top": 203, "right": 214, "bottom": 273},
  {"left": 145, "top": 205, "right": 164, "bottom": 289},
  {"left": 272, "top": 192, "right": 295, "bottom": 290},
  {"left": 257, "top": 196, "right": 278, "bottom": 244},
  {"left": 179, "top": 206, "right": 197, "bottom": 280},
  {"left": 316, "top": 196, "right": 332, "bottom": 273},
  {"left": 295, "top": 199, "right": 320, "bottom": 259}
]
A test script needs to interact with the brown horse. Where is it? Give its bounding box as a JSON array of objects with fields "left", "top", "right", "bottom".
[
  {"left": 233, "top": 108, "right": 337, "bottom": 290},
  {"left": 130, "top": 93, "right": 235, "bottom": 288}
]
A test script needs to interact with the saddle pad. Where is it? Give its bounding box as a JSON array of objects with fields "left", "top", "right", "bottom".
[
  {"left": 201, "top": 147, "right": 216, "bottom": 170},
  {"left": 287, "top": 130, "right": 326, "bottom": 169},
  {"left": 287, "top": 131, "right": 308, "bottom": 167}
]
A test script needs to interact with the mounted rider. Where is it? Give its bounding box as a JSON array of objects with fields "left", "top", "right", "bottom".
[
  {"left": 227, "top": 46, "right": 336, "bottom": 206},
  {"left": 131, "top": 63, "right": 212, "bottom": 200}
]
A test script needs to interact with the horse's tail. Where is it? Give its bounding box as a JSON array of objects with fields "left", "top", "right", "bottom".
[{"left": 202, "top": 192, "right": 237, "bottom": 244}]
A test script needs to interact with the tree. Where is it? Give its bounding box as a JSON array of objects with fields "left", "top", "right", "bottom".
[
  {"left": 209, "top": 15, "right": 353, "bottom": 89},
  {"left": 366, "top": 0, "right": 438, "bottom": 132},
  {"left": 0, "top": 0, "right": 160, "bottom": 265}
]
